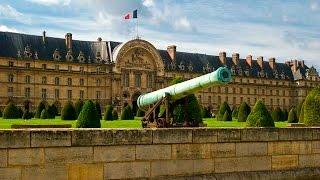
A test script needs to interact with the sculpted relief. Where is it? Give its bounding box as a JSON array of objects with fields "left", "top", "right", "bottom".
[{"left": 122, "top": 48, "right": 154, "bottom": 70}]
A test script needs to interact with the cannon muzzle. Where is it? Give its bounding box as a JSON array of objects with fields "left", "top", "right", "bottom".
[{"left": 137, "top": 67, "right": 232, "bottom": 111}]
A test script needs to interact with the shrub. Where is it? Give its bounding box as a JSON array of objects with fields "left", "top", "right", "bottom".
[
  {"left": 232, "top": 106, "right": 239, "bottom": 118},
  {"left": 303, "top": 86, "right": 320, "bottom": 126},
  {"left": 299, "top": 102, "right": 306, "bottom": 123},
  {"left": 61, "top": 101, "right": 77, "bottom": 120},
  {"left": 121, "top": 105, "right": 134, "bottom": 120},
  {"left": 288, "top": 108, "right": 298, "bottom": 123},
  {"left": 185, "top": 94, "right": 203, "bottom": 125},
  {"left": 136, "top": 108, "right": 145, "bottom": 117},
  {"left": 112, "top": 110, "right": 118, "bottom": 120},
  {"left": 204, "top": 107, "right": 212, "bottom": 118},
  {"left": 3, "top": 102, "right": 20, "bottom": 119},
  {"left": 17, "top": 107, "right": 23, "bottom": 118},
  {"left": 246, "top": 100, "right": 275, "bottom": 127},
  {"left": 104, "top": 105, "right": 114, "bottom": 121},
  {"left": 47, "top": 104, "right": 57, "bottom": 119},
  {"left": 238, "top": 102, "right": 251, "bottom": 122},
  {"left": 35, "top": 100, "right": 47, "bottom": 118},
  {"left": 0, "top": 109, "right": 2, "bottom": 117},
  {"left": 271, "top": 107, "right": 283, "bottom": 122},
  {"left": 217, "top": 101, "right": 231, "bottom": 121},
  {"left": 296, "top": 99, "right": 305, "bottom": 119},
  {"left": 222, "top": 110, "right": 232, "bottom": 121},
  {"left": 95, "top": 102, "right": 102, "bottom": 120},
  {"left": 282, "top": 109, "right": 288, "bottom": 121},
  {"left": 74, "top": 99, "right": 84, "bottom": 117},
  {"left": 173, "top": 104, "right": 185, "bottom": 124},
  {"left": 22, "top": 110, "right": 33, "bottom": 120},
  {"left": 76, "top": 100, "right": 101, "bottom": 128},
  {"left": 40, "top": 109, "right": 48, "bottom": 119}
]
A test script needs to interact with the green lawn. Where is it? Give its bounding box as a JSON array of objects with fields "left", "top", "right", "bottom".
[{"left": 0, "top": 117, "right": 288, "bottom": 129}]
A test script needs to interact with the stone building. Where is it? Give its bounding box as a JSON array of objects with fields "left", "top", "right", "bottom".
[{"left": 0, "top": 31, "right": 319, "bottom": 112}]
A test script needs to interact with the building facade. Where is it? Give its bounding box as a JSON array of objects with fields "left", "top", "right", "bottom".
[{"left": 0, "top": 31, "right": 319, "bottom": 112}]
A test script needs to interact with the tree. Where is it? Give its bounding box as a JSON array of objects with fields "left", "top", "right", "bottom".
[
  {"left": 246, "top": 100, "right": 275, "bottom": 127},
  {"left": 22, "top": 110, "right": 32, "bottom": 120},
  {"left": 217, "top": 102, "right": 232, "bottom": 121},
  {"left": 112, "top": 110, "right": 118, "bottom": 120},
  {"left": 40, "top": 109, "right": 48, "bottom": 119},
  {"left": 104, "top": 105, "right": 114, "bottom": 121},
  {"left": 61, "top": 101, "right": 77, "bottom": 120},
  {"left": 35, "top": 100, "right": 47, "bottom": 118},
  {"left": 232, "top": 106, "right": 239, "bottom": 118},
  {"left": 95, "top": 102, "right": 102, "bottom": 120},
  {"left": 17, "top": 107, "right": 23, "bottom": 118},
  {"left": 76, "top": 100, "right": 101, "bottom": 128},
  {"left": 288, "top": 108, "right": 298, "bottom": 123},
  {"left": 120, "top": 105, "right": 134, "bottom": 120},
  {"left": 74, "top": 99, "right": 84, "bottom": 117},
  {"left": 303, "top": 86, "right": 320, "bottom": 126},
  {"left": 271, "top": 107, "right": 283, "bottom": 122},
  {"left": 296, "top": 99, "right": 305, "bottom": 119},
  {"left": 222, "top": 110, "right": 232, "bottom": 121},
  {"left": 47, "top": 104, "right": 57, "bottom": 119},
  {"left": 238, "top": 102, "right": 251, "bottom": 122},
  {"left": 3, "top": 102, "right": 20, "bottom": 119},
  {"left": 282, "top": 109, "right": 288, "bottom": 122},
  {"left": 299, "top": 102, "right": 306, "bottom": 123}
]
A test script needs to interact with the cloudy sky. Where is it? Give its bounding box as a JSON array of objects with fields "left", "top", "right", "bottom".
[{"left": 0, "top": 0, "right": 319, "bottom": 68}]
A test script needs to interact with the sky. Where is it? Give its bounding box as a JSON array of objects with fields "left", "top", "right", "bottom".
[{"left": 0, "top": 0, "right": 319, "bottom": 69}]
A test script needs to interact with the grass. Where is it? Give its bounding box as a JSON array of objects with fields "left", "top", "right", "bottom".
[{"left": 0, "top": 116, "right": 288, "bottom": 129}]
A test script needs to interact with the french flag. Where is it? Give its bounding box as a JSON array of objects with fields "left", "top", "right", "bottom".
[{"left": 124, "top": 9, "right": 138, "bottom": 20}]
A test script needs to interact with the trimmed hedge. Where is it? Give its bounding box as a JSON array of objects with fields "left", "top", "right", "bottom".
[
  {"left": 282, "top": 109, "right": 288, "bottom": 122},
  {"left": 185, "top": 94, "right": 203, "bottom": 125},
  {"left": 222, "top": 110, "right": 232, "bottom": 121},
  {"left": 104, "top": 105, "right": 114, "bottom": 121},
  {"left": 246, "top": 100, "right": 275, "bottom": 127},
  {"left": 35, "top": 100, "right": 47, "bottom": 118},
  {"left": 121, "top": 105, "right": 134, "bottom": 120},
  {"left": 47, "top": 104, "right": 57, "bottom": 119},
  {"left": 288, "top": 108, "right": 298, "bottom": 123},
  {"left": 303, "top": 86, "right": 320, "bottom": 126},
  {"left": 232, "top": 106, "right": 238, "bottom": 118},
  {"left": 22, "top": 110, "right": 33, "bottom": 120},
  {"left": 76, "top": 100, "right": 101, "bottom": 128},
  {"left": 173, "top": 104, "right": 185, "bottom": 124},
  {"left": 0, "top": 109, "right": 3, "bottom": 117},
  {"left": 61, "top": 101, "right": 77, "bottom": 120},
  {"left": 95, "top": 102, "right": 102, "bottom": 120},
  {"left": 17, "top": 107, "right": 23, "bottom": 118},
  {"left": 299, "top": 102, "right": 306, "bottom": 123},
  {"left": 112, "top": 110, "right": 118, "bottom": 120},
  {"left": 217, "top": 102, "right": 232, "bottom": 121},
  {"left": 136, "top": 108, "right": 145, "bottom": 117},
  {"left": 74, "top": 99, "right": 84, "bottom": 117},
  {"left": 40, "top": 109, "right": 48, "bottom": 119},
  {"left": 296, "top": 99, "right": 305, "bottom": 119},
  {"left": 3, "top": 102, "right": 20, "bottom": 119},
  {"left": 271, "top": 107, "right": 283, "bottom": 122},
  {"left": 238, "top": 102, "right": 251, "bottom": 122}
]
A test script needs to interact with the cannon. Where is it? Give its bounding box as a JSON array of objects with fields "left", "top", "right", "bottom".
[{"left": 137, "top": 67, "right": 232, "bottom": 128}]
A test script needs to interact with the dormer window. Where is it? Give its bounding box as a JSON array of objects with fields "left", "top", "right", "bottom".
[
  {"left": 24, "top": 45, "right": 32, "bottom": 58},
  {"left": 96, "top": 51, "right": 102, "bottom": 63},
  {"left": 53, "top": 49, "right": 61, "bottom": 61},
  {"left": 188, "top": 63, "right": 193, "bottom": 71},
  {"left": 178, "top": 62, "right": 185, "bottom": 71},
  {"left": 77, "top": 51, "right": 86, "bottom": 63},
  {"left": 65, "top": 49, "right": 73, "bottom": 61}
]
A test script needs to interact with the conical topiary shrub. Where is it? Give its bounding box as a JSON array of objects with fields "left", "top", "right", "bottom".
[
  {"left": 35, "top": 100, "right": 47, "bottom": 118},
  {"left": 121, "top": 105, "right": 134, "bottom": 120},
  {"left": 232, "top": 106, "right": 239, "bottom": 118},
  {"left": 3, "top": 102, "right": 20, "bottom": 119},
  {"left": 246, "top": 100, "right": 275, "bottom": 127},
  {"left": 282, "top": 109, "right": 288, "bottom": 122},
  {"left": 299, "top": 102, "right": 305, "bottom": 123},
  {"left": 40, "top": 109, "right": 48, "bottom": 119},
  {"left": 17, "top": 107, "right": 23, "bottom": 118},
  {"left": 238, "top": 102, "right": 251, "bottom": 122},
  {"left": 222, "top": 110, "right": 232, "bottom": 121},
  {"left": 95, "top": 102, "right": 102, "bottom": 120},
  {"left": 104, "top": 105, "right": 114, "bottom": 121},
  {"left": 0, "top": 109, "right": 2, "bottom": 117},
  {"left": 296, "top": 99, "right": 305, "bottom": 119},
  {"left": 76, "top": 100, "right": 101, "bottom": 128},
  {"left": 136, "top": 108, "right": 145, "bottom": 117},
  {"left": 185, "top": 94, "right": 203, "bottom": 125},
  {"left": 112, "top": 109, "right": 118, "bottom": 120},
  {"left": 303, "top": 86, "right": 320, "bottom": 126},
  {"left": 22, "top": 110, "right": 33, "bottom": 120},
  {"left": 47, "top": 104, "right": 57, "bottom": 119},
  {"left": 217, "top": 102, "right": 232, "bottom": 121},
  {"left": 61, "top": 101, "right": 77, "bottom": 120},
  {"left": 288, "top": 108, "right": 298, "bottom": 123},
  {"left": 74, "top": 99, "right": 84, "bottom": 117},
  {"left": 271, "top": 107, "right": 283, "bottom": 122}
]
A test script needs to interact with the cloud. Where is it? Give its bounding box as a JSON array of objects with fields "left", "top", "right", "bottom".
[
  {"left": 174, "top": 17, "right": 192, "bottom": 31},
  {"left": 0, "top": 25, "right": 18, "bottom": 32},
  {"left": 0, "top": 4, "right": 31, "bottom": 24},
  {"left": 143, "top": 0, "right": 154, "bottom": 7},
  {"left": 27, "top": 0, "right": 71, "bottom": 6},
  {"left": 311, "top": 0, "right": 320, "bottom": 11}
]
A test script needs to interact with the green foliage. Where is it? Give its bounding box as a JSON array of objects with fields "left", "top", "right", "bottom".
[
  {"left": 47, "top": 104, "right": 57, "bottom": 119},
  {"left": 303, "top": 86, "right": 320, "bottom": 126},
  {"left": 185, "top": 94, "right": 203, "bottom": 125},
  {"left": 238, "top": 102, "right": 251, "bottom": 122},
  {"left": 95, "top": 102, "right": 102, "bottom": 120},
  {"left": 3, "top": 103, "right": 20, "bottom": 119},
  {"left": 76, "top": 100, "right": 101, "bottom": 128},
  {"left": 120, "top": 105, "right": 134, "bottom": 120},
  {"left": 17, "top": 107, "right": 23, "bottom": 118},
  {"left": 296, "top": 99, "right": 305, "bottom": 119},
  {"left": 288, "top": 108, "right": 298, "bottom": 123},
  {"left": 0, "top": 109, "right": 2, "bottom": 117},
  {"left": 282, "top": 109, "right": 288, "bottom": 121},
  {"left": 40, "top": 109, "right": 48, "bottom": 119},
  {"left": 217, "top": 102, "right": 232, "bottom": 121},
  {"left": 232, "top": 106, "right": 239, "bottom": 118},
  {"left": 35, "top": 100, "right": 47, "bottom": 118},
  {"left": 170, "top": 76, "right": 184, "bottom": 85},
  {"left": 246, "top": 100, "right": 275, "bottom": 127},
  {"left": 22, "top": 111, "right": 33, "bottom": 120},
  {"left": 271, "top": 107, "right": 283, "bottom": 122},
  {"left": 222, "top": 110, "right": 232, "bottom": 121},
  {"left": 299, "top": 102, "right": 306, "bottom": 123},
  {"left": 104, "top": 105, "right": 114, "bottom": 121},
  {"left": 112, "top": 110, "right": 118, "bottom": 120},
  {"left": 74, "top": 99, "right": 84, "bottom": 117},
  {"left": 136, "top": 108, "right": 145, "bottom": 117},
  {"left": 173, "top": 104, "right": 185, "bottom": 124},
  {"left": 61, "top": 101, "right": 77, "bottom": 120}
]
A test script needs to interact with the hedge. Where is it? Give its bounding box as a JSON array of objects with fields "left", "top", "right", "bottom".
[
  {"left": 22, "top": 110, "right": 33, "bottom": 120},
  {"left": 112, "top": 110, "right": 118, "bottom": 120},
  {"left": 47, "top": 104, "right": 57, "bottom": 119},
  {"left": 238, "top": 102, "right": 251, "bottom": 122},
  {"left": 121, "top": 105, "right": 134, "bottom": 120},
  {"left": 35, "top": 100, "right": 47, "bottom": 118},
  {"left": 288, "top": 108, "right": 298, "bottom": 123},
  {"left": 104, "top": 105, "right": 114, "bottom": 121},
  {"left": 95, "top": 102, "right": 102, "bottom": 120},
  {"left": 3, "top": 102, "right": 20, "bottom": 119},
  {"left": 296, "top": 99, "right": 305, "bottom": 119},
  {"left": 40, "top": 109, "right": 48, "bottom": 119},
  {"left": 299, "top": 102, "right": 306, "bottom": 123},
  {"left": 271, "top": 107, "right": 283, "bottom": 122},
  {"left": 246, "top": 100, "right": 275, "bottom": 127},
  {"left": 76, "top": 100, "right": 101, "bottom": 128},
  {"left": 232, "top": 106, "right": 238, "bottom": 118},
  {"left": 303, "top": 86, "right": 320, "bottom": 126},
  {"left": 74, "top": 99, "right": 84, "bottom": 117},
  {"left": 61, "top": 101, "right": 77, "bottom": 120},
  {"left": 136, "top": 108, "right": 145, "bottom": 117},
  {"left": 217, "top": 101, "right": 232, "bottom": 121},
  {"left": 222, "top": 110, "right": 232, "bottom": 121}
]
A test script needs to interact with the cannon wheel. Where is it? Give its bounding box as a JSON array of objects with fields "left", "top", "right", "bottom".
[{"left": 156, "top": 118, "right": 168, "bottom": 128}]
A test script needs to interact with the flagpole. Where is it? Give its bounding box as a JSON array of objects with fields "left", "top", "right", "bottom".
[{"left": 136, "top": 11, "right": 139, "bottom": 39}]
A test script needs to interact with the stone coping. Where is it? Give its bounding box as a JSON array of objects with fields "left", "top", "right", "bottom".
[{"left": 0, "top": 127, "right": 319, "bottom": 148}]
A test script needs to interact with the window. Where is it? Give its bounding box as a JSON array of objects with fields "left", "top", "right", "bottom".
[
  {"left": 68, "top": 66, "right": 72, "bottom": 72},
  {"left": 96, "top": 67, "right": 101, "bottom": 74},
  {"left": 225, "top": 87, "right": 228, "bottom": 93},
  {"left": 8, "top": 87, "right": 13, "bottom": 97},
  {"left": 80, "top": 66, "right": 84, "bottom": 72},
  {"left": 80, "top": 90, "right": 84, "bottom": 99},
  {"left": 55, "top": 89, "right": 59, "bottom": 99},
  {"left": 9, "top": 61, "right": 14, "bottom": 67},
  {"left": 80, "top": 78, "right": 84, "bottom": 86},
  {"left": 247, "top": 97, "right": 250, "bottom": 104},
  {"left": 277, "top": 99, "right": 280, "bottom": 105},
  {"left": 41, "top": 88, "right": 47, "bottom": 99},
  {"left": 8, "top": 74, "right": 14, "bottom": 82},
  {"left": 96, "top": 79, "right": 101, "bottom": 86},
  {"left": 67, "top": 90, "right": 72, "bottom": 100},
  {"left": 42, "top": 64, "right": 47, "bottom": 70},
  {"left": 42, "top": 77, "right": 47, "bottom": 84},
  {"left": 96, "top": 91, "right": 101, "bottom": 100},
  {"left": 123, "top": 72, "right": 129, "bottom": 87},
  {"left": 25, "top": 88, "right": 31, "bottom": 98},
  {"left": 270, "top": 90, "right": 273, "bottom": 95},
  {"left": 147, "top": 74, "right": 153, "bottom": 88},
  {"left": 283, "top": 99, "right": 286, "bottom": 106},
  {"left": 55, "top": 65, "right": 59, "bottom": 71},
  {"left": 240, "top": 97, "right": 243, "bottom": 102},
  {"left": 25, "top": 75, "right": 31, "bottom": 84},
  {"left": 55, "top": 77, "right": 60, "bottom": 85},
  {"left": 67, "top": 78, "right": 72, "bottom": 86},
  {"left": 198, "top": 95, "right": 202, "bottom": 102},
  {"left": 25, "top": 63, "right": 30, "bottom": 69},
  {"left": 135, "top": 74, "right": 141, "bottom": 87},
  {"left": 276, "top": 90, "right": 279, "bottom": 96}
]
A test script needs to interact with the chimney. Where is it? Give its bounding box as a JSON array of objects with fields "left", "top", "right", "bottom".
[
  {"left": 292, "top": 60, "right": 298, "bottom": 72},
  {"left": 167, "top": 45, "right": 176, "bottom": 61},
  {"left": 299, "top": 60, "right": 305, "bottom": 68},
  {"left": 42, "top": 31, "right": 46, "bottom": 44},
  {"left": 257, "top": 56, "right": 264, "bottom": 69},
  {"left": 285, "top": 61, "right": 290, "bottom": 66},
  {"left": 246, "top": 55, "right": 253, "bottom": 67},
  {"left": 65, "top": 33, "right": 72, "bottom": 51},
  {"left": 232, "top": 53, "right": 239, "bottom": 65},
  {"left": 269, "top": 57, "right": 276, "bottom": 69},
  {"left": 97, "top": 37, "right": 102, "bottom": 42},
  {"left": 219, "top": 52, "right": 226, "bottom": 65}
]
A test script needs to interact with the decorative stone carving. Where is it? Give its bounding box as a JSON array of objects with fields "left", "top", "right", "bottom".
[
  {"left": 178, "top": 62, "right": 185, "bottom": 71},
  {"left": 280, "top": 72, "right": 286, "bottom": 79},
  {"left": 53, "top": 49, "right": 61, "bottom": 61},
  {"left": 24, "top": 45, "right": 32, "bottom": 58},
  {"left": 34, "top": 51, "right": 38, "bottom": 59},
  {"left": 77, "top": 51, "right": 86, "bottom": 63},
  {"left": 170, "top": 61, "right": 176, "bottom": 70},
  {"left": 237, "top": 67, "right": 243, "bottom": 76},
  {"left": 96, "top": 51, "right": 102, "bottom": 63},
  {"left": 259, "top": 70, "right": 265, "bottom": 78},
  {"left": 65, "top": 49, "right": 73, "bottom": 61},
  {"left": 203, "top": 63, "right": 211, "bottom": 73},
  {"left": 273, "top": 70, "right": 279, "bottom": 79},
  {"left": 188, "top": 63, "right": 193, "bottom": 71},
  {"left": 17, "top": 50, "right": 21, "bottom": 58},
  {"left": 231, "top": 66, "right": 237, "bottom": 75}
]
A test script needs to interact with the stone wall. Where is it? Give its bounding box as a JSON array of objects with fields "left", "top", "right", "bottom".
[{"left": 0, "top": 128, "right": 320, "bottom": 179}]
